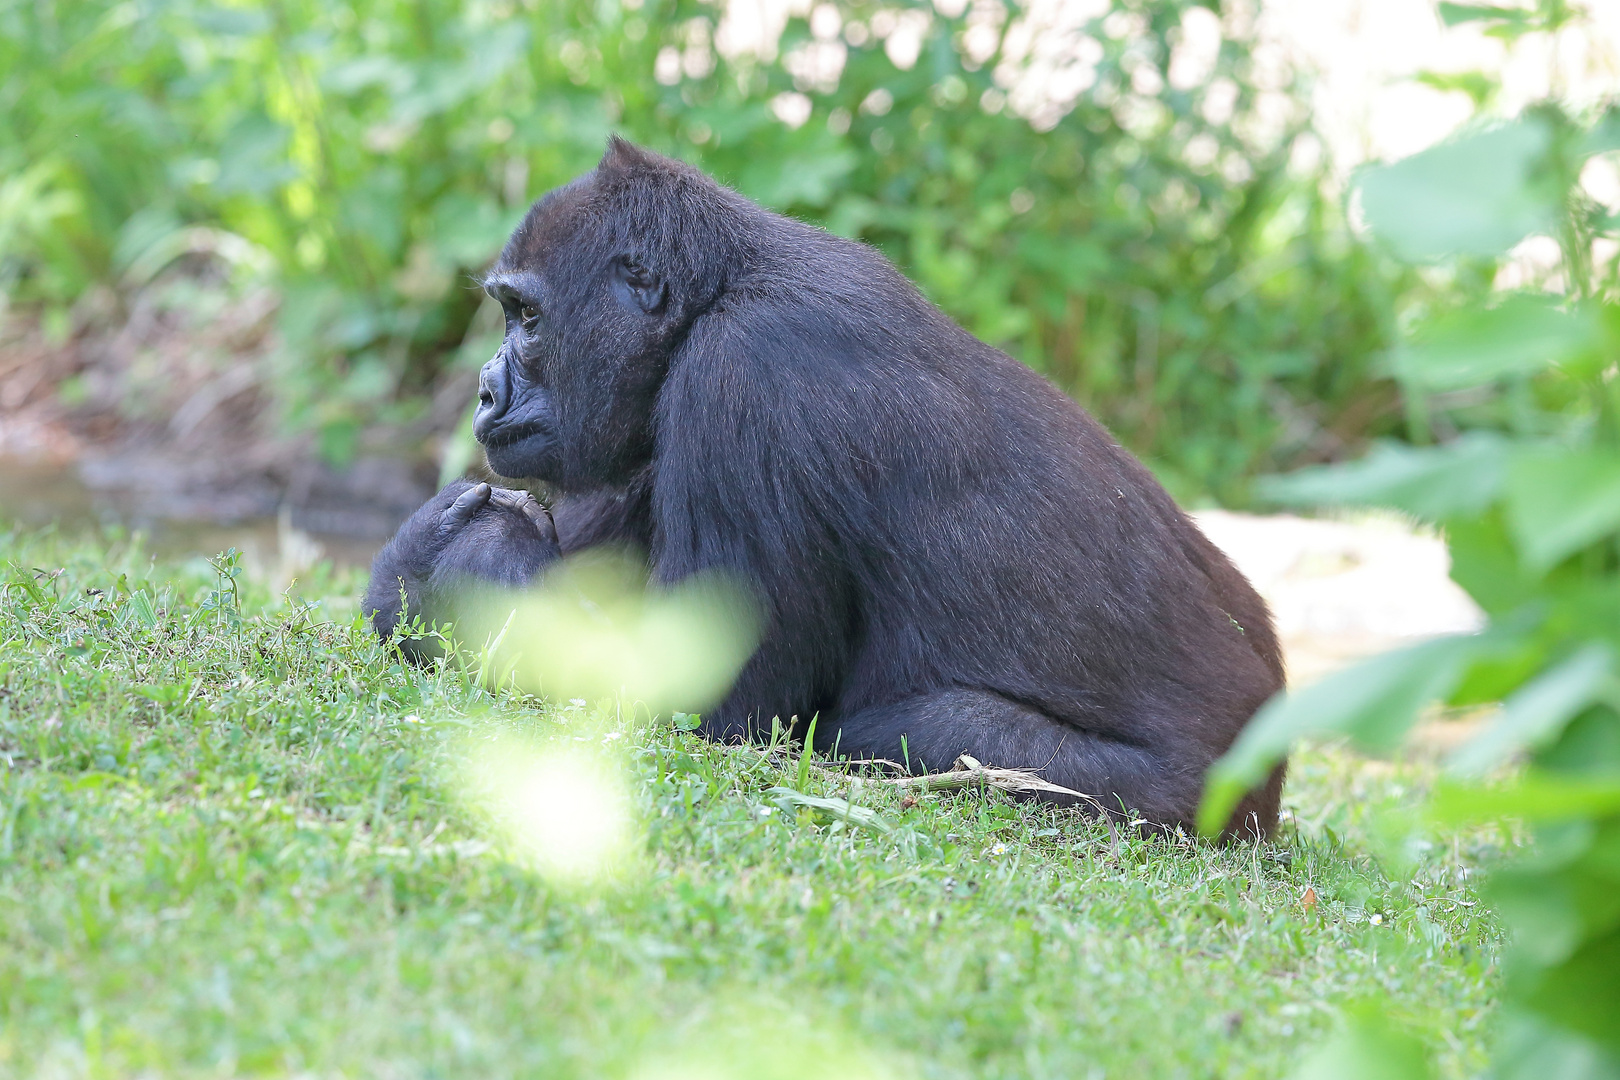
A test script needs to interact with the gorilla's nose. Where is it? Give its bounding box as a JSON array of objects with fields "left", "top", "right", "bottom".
[{"left": 473, "top": 356, "right": 508, "bottom": 439}]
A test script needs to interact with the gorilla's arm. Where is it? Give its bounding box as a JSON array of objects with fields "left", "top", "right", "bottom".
[
  {"left": 364, "top": 481, "right": 560, "bottom": 659},
  {"left": 366, "top": 475, "right": 656, "bottom": 662}
]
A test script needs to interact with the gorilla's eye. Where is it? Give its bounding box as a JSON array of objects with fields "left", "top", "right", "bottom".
[{"left": 519, "top": 304, "right": 540, "bottom": 327}]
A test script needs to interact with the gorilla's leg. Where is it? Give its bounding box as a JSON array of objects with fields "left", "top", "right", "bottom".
[{"left": 823, "top": 690, "right": 1260, "bottom": 834}]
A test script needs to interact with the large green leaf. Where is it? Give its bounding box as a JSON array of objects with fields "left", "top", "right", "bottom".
[
  {"left": 1505, "top": 448, "right": 1620, "bottom": 572},
  {"left": 1199, "top": 635, "right": 1479, "bottom": 834},
  {"left": 1431, "top": 774, "right": 1620, "bottom": 823},
  {"left": 1291, "top": 1007, "right": 1434, "bottom": 1080},
  {"left": 1448, "top": 645, "right": 1617, "bottom": 776},
  {"left": 1523, "top": 928, "right": 1620, "bottom": 1055},
  {"left": 1357, "top": 120, "right": 1555, "bottom": 261},
  {"left": 1392, "top": 295, "right": 1601, "bottom": 391},
  {"left": 1257, "top": 434, "right": 1507, "bottom": 521},
  {"left": 1488, "top": 1013, "right": 1620, "bottom": 1080},
  {"left": 1582, "top": 106, "right": 1620, "bottom": 156},
  {"left": 1444, "top": 512, "right": 1544, "bottom": 616}
]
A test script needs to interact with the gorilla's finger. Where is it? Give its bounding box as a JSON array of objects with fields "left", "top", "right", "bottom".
[
  {"left": 486, "top": 487, "right": 527, "bottom": 511},
  {"left": 519, "top": 496, "right": 558, "bottom": 543},
  {"left": 490, "top": 488, "right": 558, "bottom": 543},
  {"left": 440, "top": 482, "right": 491, "bottom": 531}
]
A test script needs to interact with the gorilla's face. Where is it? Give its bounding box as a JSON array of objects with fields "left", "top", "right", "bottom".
[{"left": 474, "top": 170, "right": 677, "bottom": 490}]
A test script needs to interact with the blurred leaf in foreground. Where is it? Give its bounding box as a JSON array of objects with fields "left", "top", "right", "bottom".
[
  {"left": 1258, "top": 433, "right": 1508, "bottom": 520},
  {"left": 1504, "top": 448, "right": 1620, "bottom": 572},
  {"left": 1392, "top": 295, "right": 1601, "bottom": 391},
  {"left": 1357, "top": 120, "right": 1555, "bottom": 261},
  {"left": 1198, "top": 635, "right": 1479, "bottom": 834},
  {"left": 1207, "top": 30, "right": 1620, "bottom": 1074},
  {"left": 1290, "top": 1006, "right": 1434, "bottom": 1080}
]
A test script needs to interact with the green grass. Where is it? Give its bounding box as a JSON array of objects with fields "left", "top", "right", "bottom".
[{"left": 0, "top": 530, "right": 1501, "bottom": 1079}]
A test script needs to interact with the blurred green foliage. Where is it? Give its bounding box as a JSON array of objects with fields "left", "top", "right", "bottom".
[
  {"left": 1, "top": 0, "right": 1405, "bottom": 497},
  {"left": 1199, "top": 3, "right": 1620, "bottom": 1075}
]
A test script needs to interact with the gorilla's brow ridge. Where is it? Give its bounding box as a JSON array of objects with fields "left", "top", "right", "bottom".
[{"left": 482, "top": 272, "right": 546, "bottom": 305}]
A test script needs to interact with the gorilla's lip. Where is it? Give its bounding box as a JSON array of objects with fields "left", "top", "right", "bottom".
[
  {"left": 475, "top": 419, "right": 551, "bottom": 450},
  {"left": 480, "top": 425, "right": 561, "bottom": 483}
]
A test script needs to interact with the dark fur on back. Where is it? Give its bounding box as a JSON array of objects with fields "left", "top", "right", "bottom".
[{"left": 371, "top": 139, "right": 1287, "bottom": 836}]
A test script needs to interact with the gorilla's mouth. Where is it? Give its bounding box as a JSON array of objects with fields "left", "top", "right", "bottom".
[
  {"left": 475, "top": 419, "right": 550, "bottom": 450},
  {"left": 479, "top": 424, "right": 560, "bottom": 482}
]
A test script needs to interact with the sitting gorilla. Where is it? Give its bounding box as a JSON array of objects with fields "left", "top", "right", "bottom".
[{"left": 366, "top": 137, "right": 1286, "bottom": 836}]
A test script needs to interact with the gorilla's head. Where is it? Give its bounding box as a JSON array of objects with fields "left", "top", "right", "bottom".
[{"left": 473, "top": 138, "right": 739, "bottom": 489}]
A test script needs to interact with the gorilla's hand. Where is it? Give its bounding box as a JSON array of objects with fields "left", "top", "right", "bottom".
[
  {"left": 439, "top": 483, "right": 556, "bottom": 549},
  {"left": 364, "top": 480, "right": 562, "bottom": 659}
]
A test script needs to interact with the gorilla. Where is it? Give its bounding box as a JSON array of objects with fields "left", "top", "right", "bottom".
[{"left": 366, "top": 137, "right": 1286, "bottom": 837}]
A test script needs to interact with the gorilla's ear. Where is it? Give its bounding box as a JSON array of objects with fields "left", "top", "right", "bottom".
[{"left": 612, "top": 256, "right": 668, "bottom": 315}]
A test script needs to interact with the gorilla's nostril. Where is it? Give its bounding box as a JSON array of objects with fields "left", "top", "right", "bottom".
[{"left": 476, "top": 360, "right": 504, "bottom": 415}]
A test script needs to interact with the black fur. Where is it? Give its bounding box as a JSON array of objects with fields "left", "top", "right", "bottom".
[{"left": 367, "top": 138, "right": 1287, "bottom": 836}]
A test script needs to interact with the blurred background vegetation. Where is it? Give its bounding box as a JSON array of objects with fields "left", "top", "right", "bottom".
[{"left": 0, "top": 0, "right": 1414, "bottom": 503}]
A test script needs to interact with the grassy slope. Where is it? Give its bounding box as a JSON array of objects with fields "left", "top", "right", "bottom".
[{"left": 0, "top": 531, "right": 1500, "bottom": 1079}]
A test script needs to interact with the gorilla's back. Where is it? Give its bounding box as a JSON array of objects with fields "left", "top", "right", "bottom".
[{"left": 721, "top": 205, "right": 1285, "bottom": 747}]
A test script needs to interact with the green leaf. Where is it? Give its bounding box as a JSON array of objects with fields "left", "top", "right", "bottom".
[
  {"left": 1431, "top": 774, "right": 1620, "bottom": 823},
  {"left": 321, "top": 56, "right": 413, "bottom": 96},
  {"left": 1581, "top": 105, "right": 1620, "bottom": 157},
  {"left": 439, "top": 401, "right": 482, "bottom": 488},
  {"left": 1523, "top": 928, "right": 1620, "bottom": 1056},
  {"left": 429, "top": 193, "right": 523, "bottom": 267},
  {"left": 1450, "top": 635, "right": 1548, "bottom": 706},
  {"left": 1505, "top": 448, "right": 1620, "bottom": 572},
  {"left": 1357, "top": 120, "right": 1555, "bottom": 261},
  {"left": 1445, "top": 513, "right": 1541, "bottom": 616},
  {"left": 1493, "top": 1010, "right": 1620, "bottom": 1080},
  {"left": 1291, "top": 1006, "right": 1434, "bottom": 1080},
  {"left": 1448, "top": 645, "right": 1617, "bottom": 776},
  {"left": 1257, "top": 434, "right": 1507, "bottom": 521},
  {"left": 1414, "top": 71, "right": 1494, "bottom": 107},
  {"left": 1199, "top": 636, "right": 1478, "bottom": 834},
  {"left": 738, "top": 145, "right": 858, "bottom": 210},
  {"left": 1437, "top": 2, "right": 1534, "bottom": 28},
  {"left": 766, "top": 787, "right": 891, "bottom": 834},
  {"left": 120, "top": 590, "right": 159, "bottom": 630},
  {"left": 214, "top": 112, "right": 296, "bottom": 197},
  {"left": 1488, "top": 870, "right": 1584, "bottom": 966},
  {"left": 1393, "top": 295, "right": 1600, "bottom": 390}
]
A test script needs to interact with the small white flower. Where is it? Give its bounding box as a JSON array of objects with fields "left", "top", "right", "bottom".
[{"left": 1369, "top": 913, "right": 1384, "bottom": 926}]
